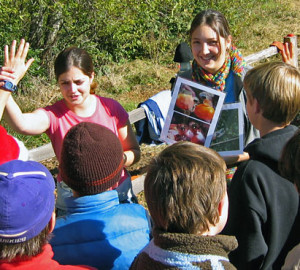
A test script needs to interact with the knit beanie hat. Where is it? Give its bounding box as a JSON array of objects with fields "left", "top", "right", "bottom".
[
  {"left": 60, "top": 122, "right": 124, "bottom": 195},
  {"left": 0, "top": 125, "right": 20, "bottom": 165}
]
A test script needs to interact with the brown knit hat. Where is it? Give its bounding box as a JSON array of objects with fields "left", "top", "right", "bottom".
[{"left": 60, "top": 122, "right": 124, "bottom": 195}]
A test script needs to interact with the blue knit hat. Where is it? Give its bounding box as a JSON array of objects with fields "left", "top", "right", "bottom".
[{"left": 0, "top": 160, "right": 55, "bottom": 243}]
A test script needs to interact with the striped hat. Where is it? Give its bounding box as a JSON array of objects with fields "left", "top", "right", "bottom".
[{"left": 60, "top": 122, "right": 124, "bottom": 195}]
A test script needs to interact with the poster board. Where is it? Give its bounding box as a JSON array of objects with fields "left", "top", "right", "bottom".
[
  {"left": 160, "top": 77, "right": 225, "bottom": 147},
  {"left": 210, "top": 103, "right": 244, "bottom": 156}
]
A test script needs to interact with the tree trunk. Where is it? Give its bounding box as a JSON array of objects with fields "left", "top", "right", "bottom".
[
  {"left": 41, "top": 10, "right": 64, "bottom": 79},
  {"left": 28, "top": 3, "right": 46, "bottom": 48}
]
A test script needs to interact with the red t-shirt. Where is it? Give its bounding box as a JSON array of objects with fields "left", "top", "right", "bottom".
[
  {"left": 0, "top": 244, "right": 95, "bottom": 270},
  {"left": 42, "top": 95, "right": 129, "bottom": 183}
]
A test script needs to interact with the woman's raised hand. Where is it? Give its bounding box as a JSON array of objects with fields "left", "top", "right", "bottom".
[{"left": 0, "top": 39, "right": 34, "bottom": 86}]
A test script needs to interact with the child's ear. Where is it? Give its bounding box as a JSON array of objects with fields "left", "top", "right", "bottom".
[
  {"left": 49, "top": 211, "right": 56, "bottom": 233},
  {"left": 253, "top": 98, "right": 261, "bottom": 114},
  {"left": 218, "top": 197, "right": 224, "bottom": 216},
  {"left": 216, "top": 192, "right": 229, "bottom": 233},
  {"left": 218, "top": 192, "right": 229, "bottom": 217}
]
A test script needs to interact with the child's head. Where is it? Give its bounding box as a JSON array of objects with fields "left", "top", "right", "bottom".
[
  {"left": 0, "top": 160, "right": 55, "bottom": 261},
  {"left": 0, "top": 126, "right": 29, "bottom": 164},
  {"left": 279, "top": 130, "right": 300, "bottom": 192},
  {"left": 173, "top": 42, "right": 193, "bottom": 63},
  {"left": 60, "top": 122, "right": 124, "bottom": 197},
  {"left": 144, "top": 141, "right": 227, "bottom": 235},
  {"left": 244, "top": 62, "right": 300, "bottom": 125}
]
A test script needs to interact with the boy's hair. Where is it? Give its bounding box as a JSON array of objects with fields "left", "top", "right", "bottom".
[
  {"left": 0, "top": 224, "right": 51, "bottom": 261},
  {"left": 244, "top": 62, "right": 300, "bottom": 125},
  {"left": 279, "top": 130, "right": 300, "bottom": 191},
  {"left": 144, "top": 141, "right": 226, "bottom": 234}
]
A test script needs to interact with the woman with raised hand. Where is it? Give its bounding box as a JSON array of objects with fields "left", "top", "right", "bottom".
[{"left": 1, "top": 40, "right": 140, "bottom": 214}]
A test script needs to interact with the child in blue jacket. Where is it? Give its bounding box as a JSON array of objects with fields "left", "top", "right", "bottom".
[{"left": 50, "top": 122, "right": 151, "bottom": 270}]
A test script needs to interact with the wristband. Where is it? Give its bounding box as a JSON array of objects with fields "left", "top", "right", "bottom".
[{"left": 0, "top": 80, "right": 18, "bottom": 92}]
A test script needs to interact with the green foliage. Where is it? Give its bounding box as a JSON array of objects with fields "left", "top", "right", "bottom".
[
  {"left": 121, "top": 101, "right": 138, "bottom": 112},
  {"left": 2, "top": 123, "right": 50, "bottom": 149},
  {"left": 0, "top": 0, "right": 292, "bottom": 72},
  {"left": 0, "top": 0, "right": 299, "bottom": 149},
  {"left": 15, "top": 133, "right": 50, "bottom": 150}
]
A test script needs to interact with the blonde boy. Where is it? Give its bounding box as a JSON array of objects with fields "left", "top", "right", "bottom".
[{"left": 223, "top": 62, "right": 300, "bottom": 270}]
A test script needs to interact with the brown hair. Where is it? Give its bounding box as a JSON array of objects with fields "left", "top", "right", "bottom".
[
  {"left": 0, "top": 223, "right": 51, "bottom": 261},
  {"left": 279, "top": 130, "right": 300, "bottom": 191},
  {"left": 244, "top": 62, "right": 300, "bottom": 125},
  {"left": 54, "top": 47, "right": 97, "bottom": 93},
  {"left": 189, "top": 9, "right": 231, "bottom": 41},
  {"left": 144, "top": 141, "right": 226, "bottom": 234}
]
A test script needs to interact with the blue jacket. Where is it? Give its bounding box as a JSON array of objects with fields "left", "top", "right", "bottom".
[
  {"left": 135, "top": 90, "right": 172, "bottom": 144},
  {"left": 50, "top": 190, "right": 151, "bottom": 270}
]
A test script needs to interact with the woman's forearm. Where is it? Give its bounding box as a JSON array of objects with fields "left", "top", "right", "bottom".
[
  {"left": 0, "top": 90, "right": 11, "bottom": 120},
  {"left": 123, "top": 148, "right": 141, "bottom": 167},
  {"left": 119, "top": 120, "right": 141, "bottom": 167},
  {"left": 4, "top": 95, "right": 49, "bottom": 135}
]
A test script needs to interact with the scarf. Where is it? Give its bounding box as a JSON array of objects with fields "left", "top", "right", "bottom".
[
  {"left": 192, "top": 45, "right": 245, "bottom": 92},
  {"left": 142, "top": 239, "right": 229, "bottom": 270}
]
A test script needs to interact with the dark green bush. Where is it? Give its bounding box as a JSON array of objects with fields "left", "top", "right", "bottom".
[{"left": 0, "top": 0, "right": 281, "bottom": 78}]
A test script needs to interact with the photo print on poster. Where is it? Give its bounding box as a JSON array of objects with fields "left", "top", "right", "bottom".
[
  {"left": 160, "top": 76, "right": 225, "bottom": 147},
  {"left": 210, "top": 103, "right": 244, "bottom": 156}
]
